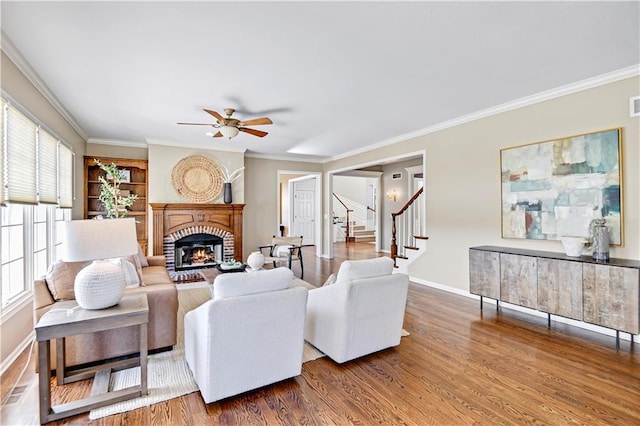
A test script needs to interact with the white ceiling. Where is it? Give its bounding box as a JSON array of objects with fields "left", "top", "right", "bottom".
[{"left": 2, "top": 1, "right": 639, "bottom": 162}]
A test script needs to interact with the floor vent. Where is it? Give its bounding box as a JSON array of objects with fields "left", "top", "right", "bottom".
[{"left": 3, "top": 384, "right": 28, "bottom": 405}]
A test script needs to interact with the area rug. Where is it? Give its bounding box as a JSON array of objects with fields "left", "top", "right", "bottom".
[{"left": 90, "top": 282, "right": 324, "bottom": 419}]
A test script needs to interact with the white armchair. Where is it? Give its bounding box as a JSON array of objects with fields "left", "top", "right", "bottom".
[
  {"left": 304, "top": 257, "right": 409, "bottom": 363},
  {"left": 184, "top": 267, "right": 308, "bottom": 403}
]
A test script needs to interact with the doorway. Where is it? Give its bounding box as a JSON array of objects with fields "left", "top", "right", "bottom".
[{"left": 277, "top": 170, "right": 321, "bottom": 258}]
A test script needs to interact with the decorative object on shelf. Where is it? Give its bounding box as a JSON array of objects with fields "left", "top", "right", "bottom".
[
  {"left": 589, "top": 218, "right": 610, "bottom": 262},
  {"left": 219, "top": 164, "right": 244, "bottom": 204},
  {"left": 500, "top": 128, "right": 622, "bottom": 245},
  {"left": 171, "top": 155, "right": 223, "bottom": 203},
  {"left": 223, "top": 183, "right": 232, "bottom": 204},
  {"left": 247, "top": 251, "right": 265, "bottom": 271},
  {"left": 95, "top": 159, "right": 138, "bottom": 218},
  {"left": 62, "top": 218, "right": 139, "bottom": 310},
  {"left": 560, "top": 236, "right": 587, "bottom": 257}
]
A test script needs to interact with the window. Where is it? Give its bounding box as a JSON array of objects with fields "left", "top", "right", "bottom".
[
  {"left": 0, "top": 96, "right": 74, "bottom": 315},
  {"left": 1, "top": 204, "right": 71, "bottom": 311},
  {"left": 1, "top": 205, "right": 25, "bottom": 308}
]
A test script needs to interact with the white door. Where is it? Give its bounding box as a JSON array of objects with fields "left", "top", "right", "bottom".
[{"left": 292, "top": 178, "right": 316, "bottom": 245}]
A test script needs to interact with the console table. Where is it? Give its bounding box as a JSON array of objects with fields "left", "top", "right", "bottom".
[
  {"left": 35, "top": 293, "right": 149, "bottom": 424},
  {"left": 469, "top": 246, "right": 640, "bottom": 350}
]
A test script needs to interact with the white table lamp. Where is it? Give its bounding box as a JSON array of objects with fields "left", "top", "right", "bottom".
[{"left": 61, "top": 218, "right": 138, "bottom": 310}]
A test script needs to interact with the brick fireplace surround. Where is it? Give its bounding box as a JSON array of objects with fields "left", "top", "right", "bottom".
[{"left": 150, "top": 203, "right": 245, "bottom": 282}]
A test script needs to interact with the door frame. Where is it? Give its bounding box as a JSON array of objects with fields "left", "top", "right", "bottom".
[
  {"left": 325, "top": 150, "right": 426, "bottom": 259},
  {"left": 277, "top": 170, "right": 322, "bottom": 259}
]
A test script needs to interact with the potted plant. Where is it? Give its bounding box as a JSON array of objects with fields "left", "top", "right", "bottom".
[{"left": 94, "top": 159, "right": 138, "bottom": 218}]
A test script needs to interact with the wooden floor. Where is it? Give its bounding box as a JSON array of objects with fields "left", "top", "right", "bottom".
[{"left": 2, "top": 242, "right": 639, "bottom": 425}]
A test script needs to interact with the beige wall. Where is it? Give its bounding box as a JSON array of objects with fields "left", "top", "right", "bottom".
[
  {"left": 146, "top": 145, "right": 245, "bottom": 253},
  {"left": 1, "top": 52, "right": 86, "bottom": 220},
  {"left": 324, "top": 76, "right": 640, "bottom": 291},
  {"left": 86, "top": 143, "right": 149, "bottom": 160},
  {"left": 244, "top": 158, "right": 322, "bottom": 259},
  {"left": 1, "top": 51, "right": 87, "bottom": 370}
]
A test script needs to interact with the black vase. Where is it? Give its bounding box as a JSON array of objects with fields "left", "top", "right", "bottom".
[{"left": 223, "top": 182, "right": 232, "bottom": 204}]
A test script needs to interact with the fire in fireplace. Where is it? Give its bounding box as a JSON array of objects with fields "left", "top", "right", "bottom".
[{"left": 174, "top": 233, "right": 223, "bottom": 271}]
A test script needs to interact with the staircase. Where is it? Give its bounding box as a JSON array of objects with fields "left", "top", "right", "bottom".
[
  {"left": 352, "top": 225, "right": 375, "bottom": 242},
  {"left": 333, "top": 193, "right": 376, "bottom": 244},
  {"left": 391, "top": 187, "right": 428, "bottom": 274}
]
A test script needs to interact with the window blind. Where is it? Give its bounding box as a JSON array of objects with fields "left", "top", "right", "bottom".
[
  {"left": 0, "top": 99, "right": 5, "bottom": 205},
  {"left": 6, "top": 104, "right": 38, "bottom": 204},
  {"left": 58, "top": 144, "right": 73, "bottom": 208},
  {"left": 38, "top": 129, "right": 59, "bottom": 204}
]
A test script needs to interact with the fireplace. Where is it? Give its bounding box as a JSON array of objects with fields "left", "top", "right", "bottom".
[
  {"left": 150, "top": 203, "right": 245, "bottom": 282},
  {"left": 174, "top": 233, "right": 223, "bottom": 271}
]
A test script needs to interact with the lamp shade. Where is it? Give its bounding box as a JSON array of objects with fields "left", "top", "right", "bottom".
[{"left": 61, "top": 218, "right": 138, "bottom": 262}]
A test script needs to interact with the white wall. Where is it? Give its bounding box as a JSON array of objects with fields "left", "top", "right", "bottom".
[{"left": 333, "top": 175, "right": 368, "bottom": 206}]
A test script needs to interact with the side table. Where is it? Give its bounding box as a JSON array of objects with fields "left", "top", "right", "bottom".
[{"left": 35, "top": 293, "right": 149, "bottom": 424}]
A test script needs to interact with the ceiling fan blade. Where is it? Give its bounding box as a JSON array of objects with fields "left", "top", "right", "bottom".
[
  {"left": 177, "top": 122, "right": 215, "bottom": 126},
  {"left": 239, "top": 127, "right": 268, "bottom": 138},
  {"left": 203, "top": 109, "right": 225, "bottom": 122},
  {"left": 238, "top": 117, "right": 273, "bottom": 126},
  {"left": 212, "top": 131, "right": 224, "bottom": 138}
]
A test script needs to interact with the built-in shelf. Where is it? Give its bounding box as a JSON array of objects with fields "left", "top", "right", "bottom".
[{"left": 84, "top": 156, "right": 149, "bottom": 254}]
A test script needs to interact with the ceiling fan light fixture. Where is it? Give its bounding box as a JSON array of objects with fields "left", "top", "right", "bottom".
[{"left": 220, "top": 125, "right": 239, "bottom": 139}]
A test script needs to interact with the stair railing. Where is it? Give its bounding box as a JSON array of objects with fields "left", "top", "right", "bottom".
[
  {"left": 391, "top": 187, "right": 424, "bottom": 263},
  {"left": 366, "top": 205, "right": 376, "bottom": 230},
  {"left": 333, "top": 192, "right": 354, "bottom": 243}
]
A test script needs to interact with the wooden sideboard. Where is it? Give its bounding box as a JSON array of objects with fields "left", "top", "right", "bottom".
[{"left": 469, "top": 246, "right": 640, "bottom": 349}]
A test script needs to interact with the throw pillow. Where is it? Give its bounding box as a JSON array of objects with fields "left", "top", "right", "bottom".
[
  {"left": 322, "top": 273, "right": 337, "bottom": 286},
  {"left": 109, "top": 258, "right": 140, "bottom": 288},
  {"left": 274, "top": 245, "right": 293, "bottom": 257},
  {"left": 124, "top": 254, "right": 145, "bottom": 286},
  {"left": 213, "top": 267, "right": 293, "bottom": 300},
  {"left": 45, "top": 260, "right": 91, "bottom": 301},
  {"left": 137, "top": 244, "right": 149, "bottom": 267},
  {"left": 336, "top": 257, "right": 394, "bottom": 282}
]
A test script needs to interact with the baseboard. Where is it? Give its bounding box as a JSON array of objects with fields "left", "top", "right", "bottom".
[
  {"left": 1, "top": 331, "right": 35, "bottom": 376},
  {"left": 409, "top": 276, "right": 639, "bottom": 343}
]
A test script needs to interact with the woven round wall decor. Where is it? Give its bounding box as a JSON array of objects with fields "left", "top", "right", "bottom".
[{"left": 171, "top": 155, "right": 224, "bottom": 203}]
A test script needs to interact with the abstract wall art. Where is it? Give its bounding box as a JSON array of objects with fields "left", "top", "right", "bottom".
[{"left": 501, "top": 128, "right": 622, "bottom": 244}]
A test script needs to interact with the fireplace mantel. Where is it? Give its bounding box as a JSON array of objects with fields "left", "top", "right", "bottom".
[{"left": 150, "top": 203, "right": 245, "bottom": 261}]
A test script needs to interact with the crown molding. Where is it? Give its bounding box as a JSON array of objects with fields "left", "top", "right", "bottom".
[
  {"left": 1, "top": 32, "right": 88, "bottom": 140},
  {"left": 87, "top": 138, "right": 148, "bottom": 148},
  {"left": 327, "top": 64, "right": 640, "bottom": 163},
  {"left": 244, "top": 151, "right": 325, "bottom": 163},
  {"left": 146, "top": 138, "right": 248, "bottom": 154}
]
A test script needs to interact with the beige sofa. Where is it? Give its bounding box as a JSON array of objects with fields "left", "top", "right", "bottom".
[{"left": 34, "top": 255, "right": 178, "bottom": 371}]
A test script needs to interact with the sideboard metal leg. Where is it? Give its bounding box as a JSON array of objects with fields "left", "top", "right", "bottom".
[
  {"left": 616, "top": 330, "right": 620, "bottom": 350},
  {"left": 631, "top": 334, "right": 635, "bottom": 345},
  {"left": 547, "top": 313, "right": 551, "bottom": 328},
  {"left": 496, "top": 300, "right": 499, "bottom": 311},
  {"left": 480, "top": 296, "right": 483, "bottom": 311}
]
